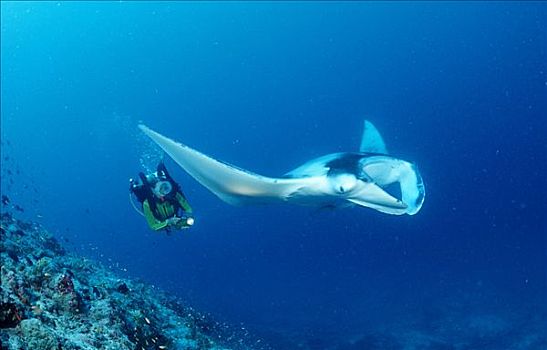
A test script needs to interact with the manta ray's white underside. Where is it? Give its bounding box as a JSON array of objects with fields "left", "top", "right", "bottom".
[
  {"left": 138, "top": 121, "right": 425, "bottom": 215},
  {"left": 138, "top": 125, "right": 327, "bottom": 205}
]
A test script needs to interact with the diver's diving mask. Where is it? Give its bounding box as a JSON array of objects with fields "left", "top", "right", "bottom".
[{"left": 153, "top": 180, "right": 173, "bottom": 197}]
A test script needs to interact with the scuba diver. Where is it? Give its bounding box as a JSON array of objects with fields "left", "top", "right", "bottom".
[{"left": 129, "top": 162, "right": 194, "bottom": 232}]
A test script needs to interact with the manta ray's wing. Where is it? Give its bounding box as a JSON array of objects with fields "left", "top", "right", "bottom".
[
  {"left": 360, "top": 120, "right": 388, "bottom": 154},
  {"left": 139, "top": 125, "right": 315, "bottom": 205}
]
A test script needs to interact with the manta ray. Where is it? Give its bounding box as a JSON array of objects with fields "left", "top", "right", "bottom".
[{"left": 138, "top": 120, "right": 425, "bottom": 215}]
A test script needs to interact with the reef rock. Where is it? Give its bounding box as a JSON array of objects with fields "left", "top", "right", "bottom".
[{"left": 0, "top": 212, "right": 249, "bottom": 350}]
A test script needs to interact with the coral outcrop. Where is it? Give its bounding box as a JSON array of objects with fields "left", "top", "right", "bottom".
[{"left": 0, "top": 212, "right": 250, "bottom": 350}]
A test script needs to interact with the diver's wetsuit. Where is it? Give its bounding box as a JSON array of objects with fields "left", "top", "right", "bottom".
[
  {"left": 143, "top": 192, "right": 193, "bottom": 231},
  {"left": 131, "top": 163, "right": 193, "bottom": 231}
]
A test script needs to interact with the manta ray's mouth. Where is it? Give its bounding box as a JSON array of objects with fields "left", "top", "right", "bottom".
[
  {"left": 380, "top": 182, "right": 402, "bottom": 202},
  {"left": 359, "top": 156, "right": 424, "bottom": 214}
]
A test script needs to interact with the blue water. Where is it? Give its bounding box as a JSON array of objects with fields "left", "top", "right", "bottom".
[{"left": 1, "top": 2, "right": 546, "bottom": 348}]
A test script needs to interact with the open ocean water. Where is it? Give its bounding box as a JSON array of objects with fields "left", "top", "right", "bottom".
[{"left": 1, "top": 2, "right": 546, "bottom": 349}]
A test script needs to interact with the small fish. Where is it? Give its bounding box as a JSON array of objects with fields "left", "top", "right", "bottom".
[
  {"left": 1, "top": 195, "right": 9, "bottom": 205},
  {"left": 144, "top": 317, "right": 151, "bottom": 325},
  {"left": 14, "top": 205, "right": 24, "bottom": 212}
]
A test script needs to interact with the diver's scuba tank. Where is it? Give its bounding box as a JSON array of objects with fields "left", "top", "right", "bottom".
[
  {"left": 128, "top": 177, "right": 146, "bottom": 217},
  {"left": 129, "top": 177, "right": 137, "bottom": 191},
  {"left": 129, "top": 174, "right": 149, "bottom": 203}
]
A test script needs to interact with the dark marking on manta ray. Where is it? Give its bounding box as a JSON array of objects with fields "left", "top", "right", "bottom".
[{"left": 325, "top": 152, "right": 382, "bottom": 180}]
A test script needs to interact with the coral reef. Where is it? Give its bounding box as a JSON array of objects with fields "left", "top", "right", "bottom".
[{"left": 0, "top": 212, "right": 252, "bottom": 350}]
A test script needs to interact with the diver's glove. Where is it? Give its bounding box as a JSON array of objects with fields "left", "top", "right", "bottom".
[
  {"left": 168, "top": 216, "right": 194, "bottom": 229},
  {"left": 166, "top": 217, "right": 182, "bottom": 227},
  {"left": 176, "top": 216, "right": 194, "bottom": 229}
]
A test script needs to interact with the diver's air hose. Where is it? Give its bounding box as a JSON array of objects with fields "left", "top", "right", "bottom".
[{"left": 129, "top": 193, "right": 145, "bottom": 217}]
